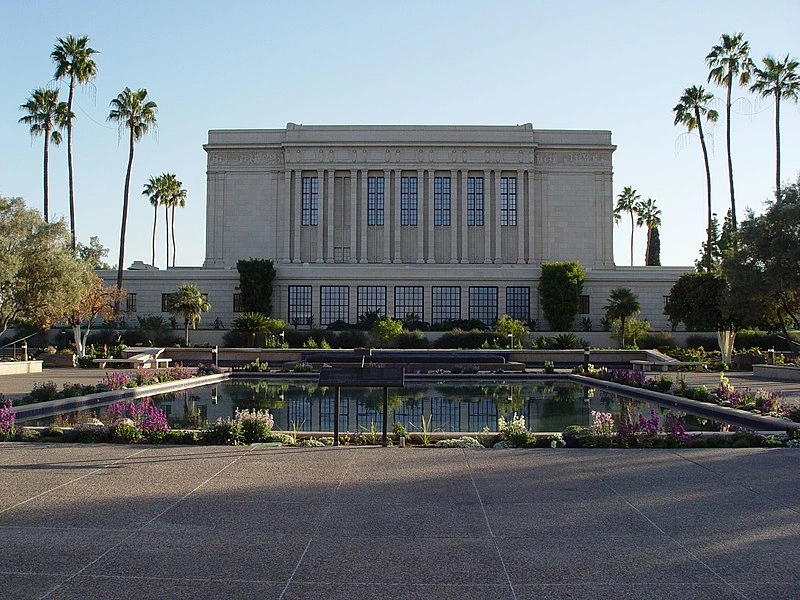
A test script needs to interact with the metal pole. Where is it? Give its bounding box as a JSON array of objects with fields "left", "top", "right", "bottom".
[
  {"left": 382, "top": 387, "right": 389, "bottom": 447},
  {"left": 212, "top": 345, "right": 219, "bottom": 367},
  {"left": 333, "top": 386, "right": 340, "bottom": 446},
  {"left": 583, "top": 347, "right": 590, "bottom": 370},
  {"left": 21, "top": 341, "right": 28, "bottom": 362}
]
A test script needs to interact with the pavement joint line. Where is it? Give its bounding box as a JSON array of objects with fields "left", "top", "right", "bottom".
[
  {"left": 39, "top": 447, "right": 251, "bottom": 599},
  {"left": 671, "top": 448, "right": 800, "bottom": 517},
  {"left": 589, "top": 453, "right": 750, "bottom": 600},
  {"left": 277, "top": 447, "right": 359, "bottom": 600},
  {"left": 0, "top": 448, "right": 149, "bottom": 516},
  {"left": 464, "top": 449, "right": 518, "bottom": 600}
]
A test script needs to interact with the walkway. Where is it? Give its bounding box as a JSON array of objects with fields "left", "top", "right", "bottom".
[{"left": 1, "top": 444, "right": 798, "bottom": 599}]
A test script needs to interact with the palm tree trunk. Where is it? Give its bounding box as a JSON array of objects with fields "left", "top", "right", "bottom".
[
  {"left": 725, "top": 82, "right": 736, "bottom": 232},
  {"left": 151, "top": 206, "right": 157, "bottom": 266},
  {"left": 171, "top": 205, "right": 177, "bottom": 267},
  {"left": 42, "top": 126, "right": 50, "bottom": 223},
  {"left": 67, "top": 78, "right": 76, "bottom": 250},
  {"left": 696, "top": 109, "right": 713, "bottom": 272},
  {"left": 628, "top": 211, "right": 634, "bottom": 266},
  {"left": 645, "top": 227, "right": 652, "bottom": 265},
  {"left": 115, "top": 126, "right": 136, "bottom": 314},
  {"left": 775, "top": 90, "right": 781, "bottom": 195},
  {"left": 184, "top": 318, "right": 190, "bottom": 346},
  {"left": 164, "top": 204, "right": 169, "bottom": 269},
  {"left": 620, "top": 316, "right": 626, "bottom": 347}
]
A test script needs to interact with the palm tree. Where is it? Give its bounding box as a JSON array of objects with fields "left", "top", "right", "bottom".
[
  {"left": 673, "top": 85, "right": 718, "bottom": 272},
  {"left": 613, "top": 186, "right": 641, "bottom": 266},
  {"left": 636, "top": 197, "right": 662, "bottom": 266},
  {"left": 166, "top": 176, "right": 187, "bottom": 267},
  {"left": 18, "top": 88, "right": 69, "bottom": 222},
  {"left": 706, "top": 32, "right": 753, "bottom": 233},
  {"left": 170, "top": 282, "right": 211, "bottom": 345},
  {"left": 107, "top": 87, "right": 158, "bottom": 313},
  {"left": 51, "top": 34, "right": 98, "bottom": 249},
  {"left": 604, "top": 288, "right": 640, "bottom": 348},
  {"left": 750, "top": 54, "right": 800, "bottom": 194},
  {"left": 142, "top": 174, "right": 165, "bottom": 267}
]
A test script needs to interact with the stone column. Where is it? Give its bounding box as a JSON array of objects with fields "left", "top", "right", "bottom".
[
  {"left": 317, "top": 169, "right": 325, "bottom": 263},
  {"left": 360, "top": 170, "right": 368, "bottom": 263},
  {"left": 417, "top": 169, "right": 425, "bottom": 263},
  {"left": 460, "top": 170, "right": 469, "bottom": 263},
  {"left": 483, "top": 169, "right": 492, "bottom": 263},
  {"left": 527, "top": 168, "right": 536, "bottom": 264},
  {"left": 393, "top": 169, "right": 401, "bottom": 263},
  {"left": 326, "top": 170, "right": 334, "bottom": 262},
  {"left": 350, "top": 169, "right": 358, "bottom": 263},
  {"left": 517, "top": 169, "right": 525, "bottom": 264},
  {"left": 450, "top": 169, "right": 458, "bottom": 263},
  {"left": 279, "top": 170, "right": 291, "bottom": 263},
  {"left": 383, "top": 168, "right": 391, "bottom": 263},
  {"left": 292, "top": 170, "right": 301, "bottom": 263},
  {"left": 426, "top": 170, "right": 435, "bottom": 263}
]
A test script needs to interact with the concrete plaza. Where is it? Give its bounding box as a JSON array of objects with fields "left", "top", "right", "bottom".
[{"left": 1, "top": 443, "right": 799, "bottom": 599}]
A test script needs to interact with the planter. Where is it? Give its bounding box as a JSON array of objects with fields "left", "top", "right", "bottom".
[
  {"left": 41, "top": 353, "right": 77, "bottom": 368},
  {"left": 0, "top": 360, "right": 43, "bottom": 375},
  {"left": 731, "top": 353, "right": 766, "bottom": 371}
]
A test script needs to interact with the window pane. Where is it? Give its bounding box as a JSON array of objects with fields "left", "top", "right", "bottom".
[
  {"left": 432, "top": 286, "right": 460, "bottom": 324},
  {"left": 469, "top": 287, "right": 498, "bottom": 324},
  {"left": 394, "top": 286, "right": 424, "bottom": 321},
  {"left": 321, "top": 286, "right": 349, "bottom": 325}
]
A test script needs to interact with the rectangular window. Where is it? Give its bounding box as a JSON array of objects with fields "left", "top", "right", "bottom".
[
  {"left": 367, "top": 176, "right": 385, "bottom": 226},
  {"left": 469, "top": 287, "right": 498, "bottom": 324},
  {"left": 233, "top": 293, "right": 242, "bottom": 313},
  {"left": 506, "top": 287, "right": 530, "bottom": 321},
  {"left": 394, "top": 286, "right": 423, "bottom": 321},
  {"left": 500, "top": 177, "right": 517, "bottom": 226},
  {"left": 161, "top": 293, "right": 174, "bottom": 313},
  {"left": 288, "top": 285, "right": 312, "bottom": 326},
  {"left": 579, "top": 295, "right": 590, "bottom": 315},
  {"left": 357, "top": 286, "right": 386, "bottom": 318},
  {"left": 401, "top": 176, "right": 418, "bottom": 226},
  {"left": 432, "top": 286, "right": 460, "bottom": 324},
  {"left": 433, "top": 176, "right": 451, "bottom": 226},
  {"left": 333, "top": 246, "right": 351, "bottom": 263},
  {"left": 320, "top": 286, "right": 349, "bottom": 325},
  {"left": 125, "top": 293, "right": 137, "bottom": 313},
  {"left": 663, "top": 295, "right": 670, "bottom": 307},
  {"left": 467, "top": 177, "right": 484, "bottom": 226},
  {"left": 302, "top": 176, "right": 318, "bottom": 226}
]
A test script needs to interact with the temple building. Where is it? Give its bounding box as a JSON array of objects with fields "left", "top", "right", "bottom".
[{"left": 106, "top": 123, "right": 688, "bottom": 330}]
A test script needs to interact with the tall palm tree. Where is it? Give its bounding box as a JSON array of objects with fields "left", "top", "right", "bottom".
[
  {"left": 673, "top": 85, "right": 718, "bottom": 272},
  {"left": 51, "top": 34, "right": 98, "bottom": 249},
  {"left": 750, "top": 54, "right": 800, "bottom": 194},
  {"left": 706, "top": 32, "right": 753, "bottom": 233},
  {"left": 170, "top": 282, "right": 211, "bottom": 346},
  {"left": 167, "top": 177, "right": 187, "bottom": 267},
  {"left": 636, "top": 197, "right": 662, "bottom": 266},
  {"left": 107, "top": 87, "right": 158, "bottom": 313},
  {"left": 18, "top": 88, "right": 69, "bottom": 222},
  {"left": 142, "top": 174, "right": 165, "bottom": 267},
  {"left": 604, "top": 287, "right": 640, "bottom": 348},
  {"left": 613, "top": 186, "right": 641, "bottom": 266}
]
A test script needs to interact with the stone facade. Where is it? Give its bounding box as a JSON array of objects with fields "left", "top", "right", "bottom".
[{"left": 101, "top": 123, "right": 690, "bottom": 332}]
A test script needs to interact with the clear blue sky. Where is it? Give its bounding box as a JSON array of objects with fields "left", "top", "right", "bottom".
[{"left": 2, "top": 0, "right": 798, "bottom": 269}]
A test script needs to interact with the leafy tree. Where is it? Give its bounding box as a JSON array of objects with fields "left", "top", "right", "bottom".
[
  {"left": 18, "top": 87, "right": 69, "bottom": 223},
  {"left": 750, "top": 54, "right": 800, "bottom": 194},
  {"left": 636, "top": 197, "right": 662, "bottom": 266},
  {"left": 236, "top": 259, "right": 276, "bottom": 315},
  {"left": 63, "top": 272, "right": 125, "bottom": 357},
  {"left": 696, "top": 211, "right": 735, "bottom": 273},
  {"left": 673, "top": 85, "right": 718, "bottom": 272},
  {"left": 231, "top": 312, "right": 285, "bottom": 347},
  {"left": 169, "top": 283, "right": 211, "bottom": 345},
  {"left": 613, "top": 318, "right": 650, "bottom": 349},
  {"left": 107, "top": 87, "right": 158, "bottom": 312},
  {"left": 604, "top": 288, "right": 640, "bottom": 348},
  {"left": 493, "top": 314, "right": 526, "bottom": 348},
  {"left": 0, "top": 196, "right": 86, "bottom": 335},
  {"left": 372, "top": 316, "right": 404, "bottom": 346},
  {"left": 706, "top": 32, "right": 754, "bottom": 233},
  {"left": 723, "top": 176, "right": 800, "bottom": 344},
  {"left": 538, "top": 262, "right": 585, "bottom": 331},
  {"left": 52, "top": 34, "right": 98, "bottom": 249},
  {"left": 76, "top": 236, "right": 112, "bottom": 269},
  {"left": 613, "top": 186, "right": 641, "bottom": 266}
]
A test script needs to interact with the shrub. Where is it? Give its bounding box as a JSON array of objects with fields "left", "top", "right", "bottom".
[
  {"left": 76, "top": 419, "right": 109, "bottom": 443},
  {"left": 112, "top": 419, "right": 142, "bottom": 443},
  {"left": 204, "top": 418, "right": 244, "bottom": 445},
  {"left": 435, "top": 436, "right": 483, "bottom": 448},
  {"left": 433, "top": 329, "right": 502, "bottom": 349},
  {"left": 234, "top": 408, "right": 274, "bottom": 444},
  {"left": 498, "top": 412, "right": 532, "bottom": 448},
  {"left": 395, "top": 330, "right": 430, "bottom": 349},
  {"left": 638, "top": 331, "right": 676, "bottom": 350},
  {"left": 538, "top": 261, "right": 585, "bottom": 331},
  {"left": 0, "top": 396, "right": 16, "bottom": 440}
]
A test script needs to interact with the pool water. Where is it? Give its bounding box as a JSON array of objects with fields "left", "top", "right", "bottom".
[{"left": 33, "top": 379, "right": 727, "bottom": 434}]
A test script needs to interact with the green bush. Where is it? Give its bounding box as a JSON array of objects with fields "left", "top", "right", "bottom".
[
  {"left": 638, "top": 331, "right": 677, "bottom": 350},
  {"left": 112, "top": 420, "right": 142, "bottom": 443},
  {"left": 539, "top": 261, "right": 585, "bottom": 331},
  {"left": 204, "top": 419, "right": 244, "bottom": 445},
  {"left": 433, "top": 329, "right": 502, "bottom": 349},
  {"left": 395, "top": 330, "right": 429, "bottom": 348}
]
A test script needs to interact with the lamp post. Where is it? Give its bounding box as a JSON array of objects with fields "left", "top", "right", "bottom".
[{"left": 508, "top": 333, "right": 514, "bottom": 349}]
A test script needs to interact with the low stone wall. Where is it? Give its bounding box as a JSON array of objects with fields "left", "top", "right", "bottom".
[
  {"left": 753, "top": 364, "right": 800, "bottom": 382},
  {"left": 0, "top": 361, "right": 43, "bottom": 375}
]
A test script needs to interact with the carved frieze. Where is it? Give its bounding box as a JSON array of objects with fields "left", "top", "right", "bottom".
[
  {"left": 208, "top": 151, "right": 284, "bottom": 166},
  {"left": 535, "top": 151, "right": 610, "bottom": 167}
]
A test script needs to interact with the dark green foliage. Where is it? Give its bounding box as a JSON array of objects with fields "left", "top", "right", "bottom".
[
  {"left": 538, "top": 262, "right": 585, "bottom": 331},
  {"left": 665, "top": 272, "right": 726, "bottom": 331},
  {"left": 395, "top": 330, "right": 430, "bottom": 349},
  {"left": 432, "top": 329, "right": 502, "bottom": 349},
  {"left": 112, "top": 421, "right": 142, "bottom": 443},
  {"left": 646, "top": 227, "right": 661, "bottom": 266},
  {"left": 222, "top": 329, "right": 248, "bottom": 347},
  {"left": 429, "top": 319, "right": 487, "bottom": 332},
  {"left": 203, "top": 420, "right": 243, "bottom": 445},
  {"left": 637, "top": 331, "right": 676, "bottom": 350},
  {"left": 237, "top": 258, "right": 276, "bottom": 315}
]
